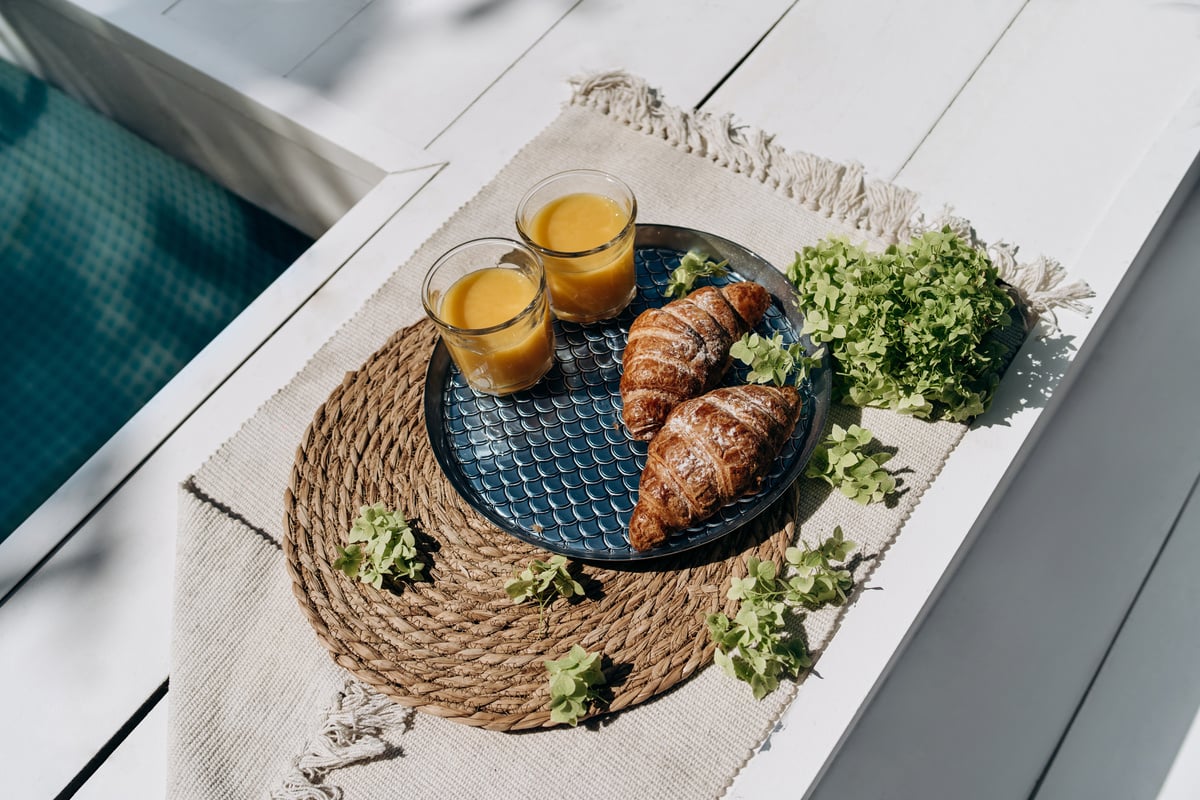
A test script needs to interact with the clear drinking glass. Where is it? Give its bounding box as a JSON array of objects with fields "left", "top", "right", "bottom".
[
  {"left": 421, "top": 238, "right": 555, "bottom": 396},
  {"left": 515, "top": 169, "right": 638, "bottom": 323}
]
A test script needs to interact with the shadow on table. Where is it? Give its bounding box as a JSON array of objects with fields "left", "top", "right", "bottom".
[
  {"left": 0, "top": 521, "right": 115, "bottom": 608},
  {"left": 976, "top": 330, "right": 1078, "bottom": 429}
]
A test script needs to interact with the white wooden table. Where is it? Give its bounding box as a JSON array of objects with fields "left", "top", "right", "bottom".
[{"left": 2, "top": 1, "right": 1199, "bottom": 797}]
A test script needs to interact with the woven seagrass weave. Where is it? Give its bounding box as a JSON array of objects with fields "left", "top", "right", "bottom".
[{"left": 283, "top": 317, "right": 800, "bottom": 731}]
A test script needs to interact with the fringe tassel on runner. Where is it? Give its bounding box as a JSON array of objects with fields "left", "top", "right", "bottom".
[
  {"left": 569, "top": 70, "right": 1094, "bottom": 333},
  {"left": 271, "top": 681, "right": 408, "bottom": 800}
]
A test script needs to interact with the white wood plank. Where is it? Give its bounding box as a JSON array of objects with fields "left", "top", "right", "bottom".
[
  {"left": 73, "top": 699, "right": 169, "bottom": 800},
  {"left": 0, "top": 488, "right": 176, "bottom": 800},
  {"left": 424, "top": 0, "right": 798, "bottom": 171},
  {"left": 163, "top": 0, "right": 371, "bottom": 76},
  {"left": 1159, "top": 707, "right": 1200, "bottom": 800},
  {"left": 703, "top": 0, "right": 1027, "bottom": 179},
  {"left": 286, "top": 0, "right": 574, "bottom": 149},
  {"left": 1033, "top": 469, "right": 1200, "bottom": 799},
  {"left": 894, "top": 0, "right": 1200, "bottom": 271}
]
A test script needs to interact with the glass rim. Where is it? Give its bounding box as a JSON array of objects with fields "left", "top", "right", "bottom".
[
  {"left": 514, "top": 169, "right": 638, "bottom": 259},
  {"left": 421, "top": 237, "right": 547, "bottom": 336}
]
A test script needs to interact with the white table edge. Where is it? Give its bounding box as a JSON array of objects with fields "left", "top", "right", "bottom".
[{"left": 727, "top": 84, "right": 1200, "bottom": 798}]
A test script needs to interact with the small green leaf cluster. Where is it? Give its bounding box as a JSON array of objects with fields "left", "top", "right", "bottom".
[
  {"left": 506, "top": 554, "right": 584, "bottom": 637},
  {"left": 706, "top": 530, "right": 858, "bottom": 699},
  {"left": 784, "top": 527, "right": 856, "bottom": 609},
  {"left": 545, "top": 644, "right": 606, "bottom": 726},
  {"left": 707, "top": 556, "right": 811, "bottom": 699},
  {"left": 664, "top": 250, "right": 729, "bottom": 299},
  {"left": 787, "top": 228, "right": 1014, "bottom": 421},
  {"left": 332, "top": 503, "right": 424, "bottom": 589},
  {"left": 805, "top": 424, "right": 896, "bottom": 505},
  {"left": 505, "top": 555, "right": 584, "bottom": 608},
  {"left": 730, "top": 332, "right": 825, "bottom": 387}
]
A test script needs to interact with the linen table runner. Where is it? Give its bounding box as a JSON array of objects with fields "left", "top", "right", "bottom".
[{"left": 168, "top": 72, "right": 1086, "bottom": 799}]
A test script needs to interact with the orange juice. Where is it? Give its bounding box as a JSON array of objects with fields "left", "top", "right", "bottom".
[
  {"left": 441, "top": 267, "right": 537, "bottom": 329},
  {"left": 523, "top": 190, "right": 637, "bottom": 322},
  {"left": 438, "top": 267, "right": 554, "bottom": 394},
  {"left": 530, "top": 192, "right": 627, "bottom": 251}
]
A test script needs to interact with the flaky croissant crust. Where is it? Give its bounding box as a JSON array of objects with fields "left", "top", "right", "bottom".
[
  {"left": 620, "top": 282, "right": 771, "bottom": 441},
  {"left": 628, "top": 384, "right": 802, "bottom": 551}
]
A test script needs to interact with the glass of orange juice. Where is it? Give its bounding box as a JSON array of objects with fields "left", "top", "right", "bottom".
[
  {"left": 515, "top": 169, "right": 638, "bottom": 323},
  {"left": 421, "top": 238, "right": 556, "bottom": 396}
]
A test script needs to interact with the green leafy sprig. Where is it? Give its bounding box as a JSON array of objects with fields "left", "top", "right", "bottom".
[
  {"left": 545, "top": 644, "right": 606, "bottom": 726},
  {"left": 707, "top": 556, "right": 811, "bottom": 700},
  {"left": 332, "top": 503, "right": 424, "bottom": 589},
  {"left": 665, "top": 250, "right": 729, "bottom": 299},
  {"left": 805, "top": 423, "right": 897, "bottom": 505},
  {"left": 505, "top": 555, "right": 584, "bottom": 636},
  {"left": 706, "top": 530, "right": 858, "bottom": 699},
  {"left": 784, "top": 527, "right": 857, "bottom": 609},
  {"left": 730, "top": 332, "right": 825, "bottom": 387},
  {"left": 787, "top": 228, "right": 1015, "bottom": 421}
]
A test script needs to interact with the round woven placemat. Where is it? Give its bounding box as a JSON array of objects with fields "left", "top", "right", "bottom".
[{"left": 283, "top": 318, "right": 799, "bottom": 731}]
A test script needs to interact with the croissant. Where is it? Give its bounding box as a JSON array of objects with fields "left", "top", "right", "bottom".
[
  {"left": 628, "top": 384, "right": 802, "bottom": 551},
  {"left": 620, "top": 283, "right": 771, "bottom": 441}
]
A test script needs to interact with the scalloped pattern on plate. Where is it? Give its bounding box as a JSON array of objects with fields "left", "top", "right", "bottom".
[{"left": 425, "top": 226, "right": 829, "bottom": 561}]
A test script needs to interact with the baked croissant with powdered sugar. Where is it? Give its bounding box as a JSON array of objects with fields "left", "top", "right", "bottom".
[
  {"left": 628, "top": 384, "right": 802, "bottom": 551},
  {"left": 620, "top": 282, "right": 771, "bottom": 441}
]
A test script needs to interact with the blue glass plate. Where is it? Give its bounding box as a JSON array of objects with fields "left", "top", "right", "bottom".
[{"left": 424, "top": 224, "right": 831, "bottom": 561}]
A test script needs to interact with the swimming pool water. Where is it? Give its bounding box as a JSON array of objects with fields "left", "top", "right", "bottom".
[{"left": 0, "top": 59, "right": 314, "bottom": 543}]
